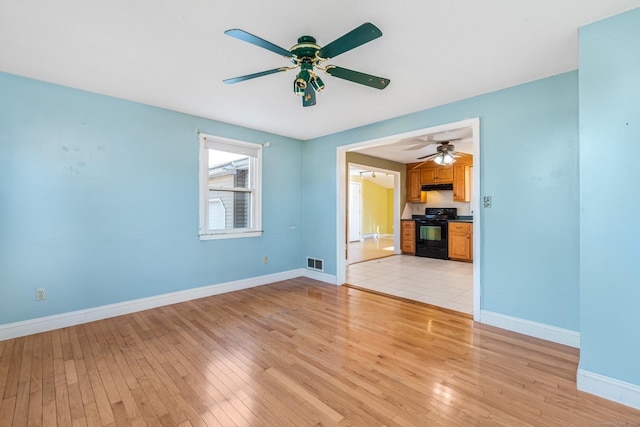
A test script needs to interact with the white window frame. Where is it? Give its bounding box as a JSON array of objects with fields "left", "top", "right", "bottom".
[{"left": 199, "top": 133, "right": 263, "bottom": 240}]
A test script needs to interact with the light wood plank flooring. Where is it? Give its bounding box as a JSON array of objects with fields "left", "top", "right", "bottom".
[
  {"left": 1, "top": 277, "right": 638, "bottom": 426},
  {"left": 348, "top": 237, "right": 395, "bottom": 264}
]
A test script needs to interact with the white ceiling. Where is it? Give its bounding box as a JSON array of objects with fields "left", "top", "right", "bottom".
[
  {"left": 2, "top": 1, "right": 639, "bottom": 142},
  {"left": 354, "top": 126, "right": 474, "bottom": 164}
]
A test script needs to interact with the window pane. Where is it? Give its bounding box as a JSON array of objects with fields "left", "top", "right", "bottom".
[
  {"left": 208, "top": 199, "right": 225, "bottom": 230},
  {"left": 208, "top": 191, "right": 251, "bottom": 229},
  {"left": 207, "top": 148, "right": 250, "bottom": 189},
  {"left": 199, "top": 133, "right": 262, "bottom": 239}
]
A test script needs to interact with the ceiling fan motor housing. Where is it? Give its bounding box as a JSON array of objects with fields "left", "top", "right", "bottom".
[
  {"left": 437, "top": 143, "right": 454, "bottom": 153},
  {"left": 290, "top": 36, "right": 321, "bottom": 63}
]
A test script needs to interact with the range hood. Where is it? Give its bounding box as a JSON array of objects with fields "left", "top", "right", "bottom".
[{"left": 421, "top": 183, "right": 453, "bottom": 191}]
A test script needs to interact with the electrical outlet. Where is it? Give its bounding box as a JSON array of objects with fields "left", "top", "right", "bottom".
[
  {"left": 36, "top": 288, "right": 47, "bottom": 301},
  {"left": 483, "top": 196, "right": 492, "bottom": 208},
  {"left": 263, "top": 256, "right": 268, "bottom": 265}
]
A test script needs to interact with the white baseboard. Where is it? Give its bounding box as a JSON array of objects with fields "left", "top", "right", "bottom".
[
  {"left": 479, "top": 310, "right": 580, "bottom": 348},
  {"left": 0, "top": 268, "right": 336, "bottom": 341},
  {"left": 577, "top": 368, "right": 640, "bottom": 410},
  {"left": 302, "top": 268, "right": 338, "bottom": 285}
]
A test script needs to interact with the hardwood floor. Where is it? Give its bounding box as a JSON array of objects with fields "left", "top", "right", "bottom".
[
  {"left": 348, "top": 237, "right": 395, "bottom": 264},
  {"left": 1, "top": 278, "right": 639, "bottom": 426}
]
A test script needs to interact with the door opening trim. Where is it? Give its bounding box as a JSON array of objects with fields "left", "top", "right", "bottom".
[{"left": 336, "top": 117, "right": 481, "bottom": 320}]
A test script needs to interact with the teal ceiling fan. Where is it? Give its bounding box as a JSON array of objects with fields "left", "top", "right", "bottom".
[{"left": 223, "top": 23, "right": 391, "bottom": 107}]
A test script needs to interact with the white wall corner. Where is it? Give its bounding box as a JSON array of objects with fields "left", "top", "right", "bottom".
[
  {"left": 577, "top": 368, "right": 640, "bottom": 411},
  {"left": 479, "top": 310, "right": 580, "bottom": 348},
  {"left": 0, "top": 269, "right": 311, "bottom": 341}
]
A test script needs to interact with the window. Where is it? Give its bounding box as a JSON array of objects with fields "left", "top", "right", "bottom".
[{"left": 199, "top": 134, "right": 262, "bottom": 239}]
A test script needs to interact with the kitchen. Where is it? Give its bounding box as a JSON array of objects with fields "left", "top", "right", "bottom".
[{"left": 343, "top": 121, "right": 477, "bottom": 315}]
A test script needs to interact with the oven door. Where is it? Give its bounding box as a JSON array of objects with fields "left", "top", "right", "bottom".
[{"left": 416, "top": 220, "right": 449, "bottom": 259}]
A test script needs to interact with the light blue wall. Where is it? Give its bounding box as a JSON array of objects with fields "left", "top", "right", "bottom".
[
  {"left": 0, "top": 60, "right": 581, "bottom": 335},
  {"left": 579, "top": 8, "right": 640, "bottom": 385},
  {"left": 0, "top": 72, "right": 303, "bottom": 325},
  {"left": 303, "top": 72, "right": 580, "bottom": 331}
]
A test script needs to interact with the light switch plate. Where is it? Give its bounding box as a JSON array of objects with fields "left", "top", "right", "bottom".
[{"left": 483, "top": 196, "right": 492, "bottom": 208}]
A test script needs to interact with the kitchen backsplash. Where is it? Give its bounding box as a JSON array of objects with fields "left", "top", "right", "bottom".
[{"left": 407, "top": 190, "right": 472, "bottom": 215}]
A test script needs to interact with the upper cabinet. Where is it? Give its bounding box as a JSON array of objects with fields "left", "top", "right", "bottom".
[
  {"left": 407, "top": 168, "right": 422, "bottom": 202},
  {"left": 406, "top": 154, "right": 473, "bottom": 202},
  {"left": 452, "top": 155, "right": 473, "bottom": 202},
  {"left": 421, "top": 165, "right": 453, "bottom": 184}
]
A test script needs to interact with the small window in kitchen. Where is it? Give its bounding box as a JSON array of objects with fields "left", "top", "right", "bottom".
[{"left": 199, "top": 133, "right": 263, "bottom": 239}]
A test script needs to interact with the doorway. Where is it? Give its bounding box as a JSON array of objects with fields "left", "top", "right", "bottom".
[
  {"left": 348, "top": 181, "right": 361, "bottom": 242},
  {"left": 337, "top": 118, "right": 481, "bottom": 320},
  {"left": 347, "top": 164, "right": 397, "bottom": 264}
]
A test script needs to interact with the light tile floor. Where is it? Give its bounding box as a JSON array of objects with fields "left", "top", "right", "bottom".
[{"left": 346, "top": 254, "right": 474, "bottom": 314}]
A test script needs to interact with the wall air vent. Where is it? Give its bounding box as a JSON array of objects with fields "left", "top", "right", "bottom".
[{"left": 306, "top": 257, "right": 324, "bottom": 272}]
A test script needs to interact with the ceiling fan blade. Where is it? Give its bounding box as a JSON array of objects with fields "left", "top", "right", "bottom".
[
  {"left": 224, "top": 29, "right": 293, "bottom": 58},
  {"left": 416, "top": 153, "right": 438, "bottom": 160},
  {"left": 302, "top": 85, "right": 316, "bottom": 107},
  {"left": 325, "top": 66, "right": 390, "bottom": 89},
  {"left": 318, "top": 23, "right": 382, "bottom": 59},
  {"left": 403, "top": 144, "right": 430, "bottom": 151},
  {"left": 223, "top": 68, "right": 288, "bottom": 84}
]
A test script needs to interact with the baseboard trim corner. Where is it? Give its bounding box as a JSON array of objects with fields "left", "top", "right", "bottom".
[
  {"left": 577, "top": 368, "right": 640, "bottom": 410},
  {"left": 479, "top": 310, "right": 580, "bottom": 348}
]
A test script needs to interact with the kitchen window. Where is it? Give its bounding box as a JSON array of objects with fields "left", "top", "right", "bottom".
[{"left": 199, "top": 133, "right": 262, "bottom": 239}]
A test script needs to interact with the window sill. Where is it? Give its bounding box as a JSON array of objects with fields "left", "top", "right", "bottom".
[{"left": 199, "top": 230, "right": 263, "bottom": 240}]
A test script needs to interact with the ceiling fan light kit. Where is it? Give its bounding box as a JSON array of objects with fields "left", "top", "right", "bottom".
[
  {"left": 413, "top": 141, "right": 464, "bottom": 169},
  {"left": 433, "top": 151, "right": 455, "bottom": 165},
  {"left": 223, "top": 23, "right": 390, "bottom": 107}
]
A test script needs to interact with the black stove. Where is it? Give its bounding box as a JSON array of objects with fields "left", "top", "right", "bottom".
[
  {"left": 424, "top": 207, "right": 458, "bottom": 222},
  {"left": 415, "top": 208, "right": 457, "bottom": 259}
]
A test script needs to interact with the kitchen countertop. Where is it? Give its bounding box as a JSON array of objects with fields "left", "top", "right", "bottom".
[
  {"left": 403, "top": 216, "right": 473, "bottom": 223},
  {"left": 449, "top": 215, "right": 473, "bottom": 223}
]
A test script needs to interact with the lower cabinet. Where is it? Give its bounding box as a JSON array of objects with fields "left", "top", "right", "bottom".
[
  {"left": 448, "top": 222, "right": 473, "bottom": 261},
  {"left": 401, "top": 220, "right": 416, "bottom": 254}
]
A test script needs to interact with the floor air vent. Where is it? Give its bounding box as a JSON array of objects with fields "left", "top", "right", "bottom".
[{"left": 306, "top": 257, "right": 324, "bottom": 272}]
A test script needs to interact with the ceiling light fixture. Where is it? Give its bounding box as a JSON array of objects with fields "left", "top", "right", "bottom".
[
  {"left": 309, "top": 73, "right": 325, "bottom": 93},
  {"left": 433, "top": 151, "right": 455, "bottom": 165},
  {"left": 293, "top": 77, "right": 306, "bottom": 95},
  {"left": 431, "top": 143, "right": 457, "bottom": 165}
]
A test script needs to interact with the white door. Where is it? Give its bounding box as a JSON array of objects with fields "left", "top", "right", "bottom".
[{"left": 348, "top": 182, "right": 362, "bottom": 242}]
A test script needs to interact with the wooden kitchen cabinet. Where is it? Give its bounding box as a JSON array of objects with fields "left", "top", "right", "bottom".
[
  {"left": 406, "top": 168, "right": 422, "bottom": 202},
  {"left": 405, "top": 156, "right": 471, "bottom": 204},
  {"left": 448, "top": 222, "right": 473, "bottom": 261},
  {"left": 453, "top": 162, "right": 472, "bottom": 202},
  {"left": 400, "top": 220, "right": 416, "bottom": 254},
  {"left": 421, "top": 165, "right": 453, "bottom": 184}
]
